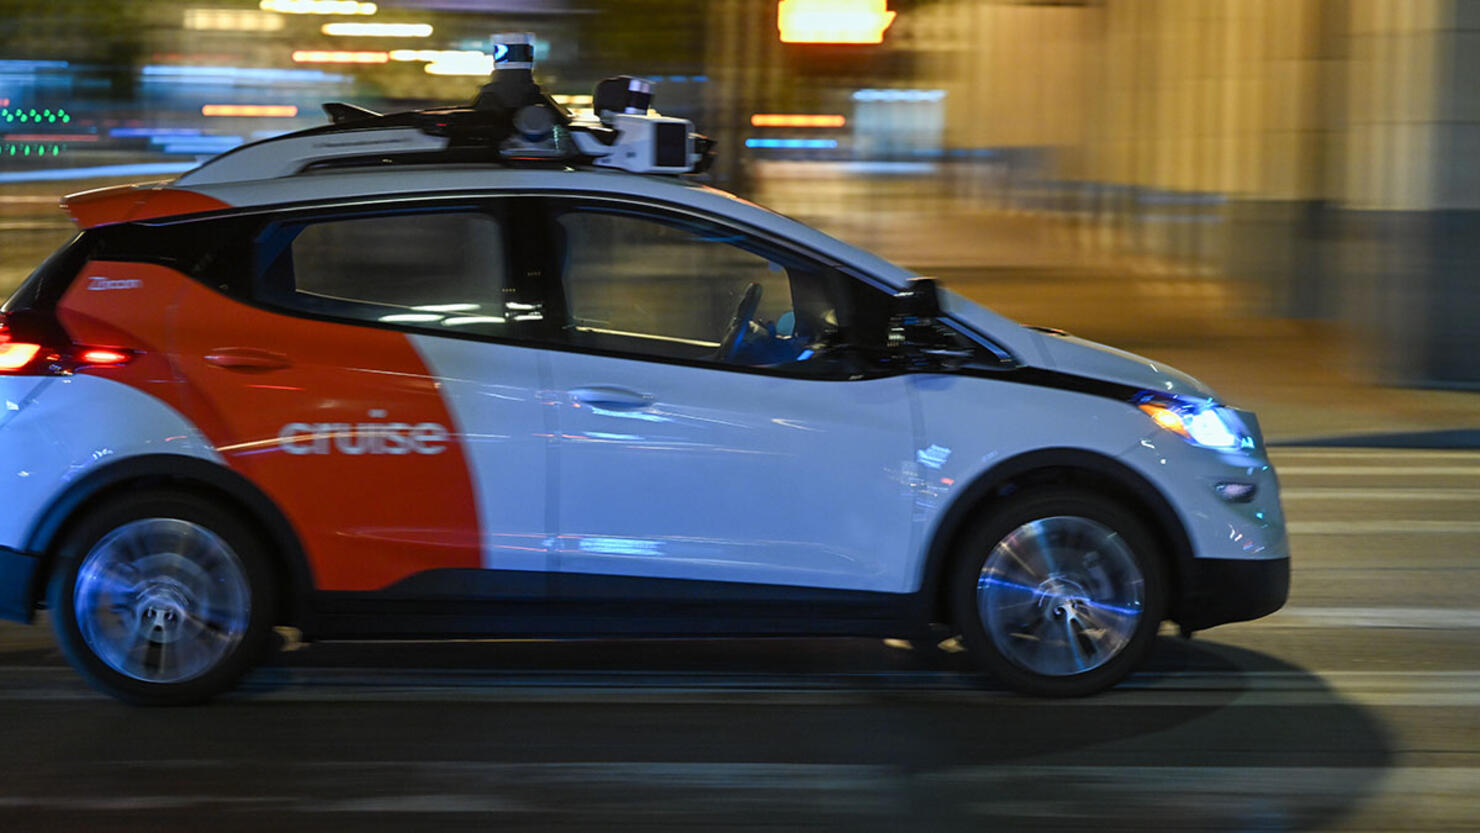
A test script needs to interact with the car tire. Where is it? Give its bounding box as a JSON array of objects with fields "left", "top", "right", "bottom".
[
  {"left": 47, "top": 490, "right": 277, "bottom": 706},
  {"left": 950, "top": 488, "right": 1166, "bottom": 697}
]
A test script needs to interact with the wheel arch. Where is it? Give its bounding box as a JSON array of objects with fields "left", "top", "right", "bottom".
[
  {"left": 23, "top": 454, "right": 316, "bottom": 631},
  {"left": 918, "top": 447, "right": 1195, "bottom": 625}
]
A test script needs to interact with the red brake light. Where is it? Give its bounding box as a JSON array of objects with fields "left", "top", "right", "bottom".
[
  {"left": 0, "top": 342, "right": 42, "bottom": 371},
  {"left": 0, "top": 311, "right": 133, "bottom": 373},
  {"left": 78, "top": 348, "right": 132, "bottom": 367}
]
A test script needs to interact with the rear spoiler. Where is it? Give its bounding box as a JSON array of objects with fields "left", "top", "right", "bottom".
[{"left": 60, "top": 182, "right": 231, "bottom": 229}]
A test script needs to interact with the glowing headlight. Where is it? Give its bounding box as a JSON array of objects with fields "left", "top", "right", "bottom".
[{"left": 1135, "top": 395, "right": 1248, "bottom": 450}]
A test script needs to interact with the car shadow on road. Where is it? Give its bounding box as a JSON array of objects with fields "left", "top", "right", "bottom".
[{"left": 169, "top": 634, "right": 1400, "bottom": 833}]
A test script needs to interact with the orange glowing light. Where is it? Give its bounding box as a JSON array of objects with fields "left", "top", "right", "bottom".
[
  {"left": 750, "top": 113, "right": 847, "bottom": 127},
  {"left": 1138, "top": 403, "right": 1189, "bottom": 436},
  {"left": 202, "top": 104, "right": 299, "bottom": 117},
  {"left": 291, "top": 50, "right": 389, "bottom": 64},
  {"left": 0, "top": 343, "right": 41, "bottom": 371},
  {"left": 78, "top": 348, "right": 131, "bottom": 366},
  {"left": 778, "top": 0, "right": 896, "bottom": 44}
]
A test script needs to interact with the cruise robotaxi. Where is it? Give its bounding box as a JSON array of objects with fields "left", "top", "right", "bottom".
[{"left": 0, "top": 36, "right": 1288, "bottom": 704}]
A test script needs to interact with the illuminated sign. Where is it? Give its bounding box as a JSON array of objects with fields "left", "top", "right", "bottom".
[
  {"left": 291, "top": 50, "right": 389, "bottom": 64},
  {"left": 745, "top": 138, "right": 838, "bottom": 149},
  {"left": 751, "top": 114, "right": 846, "bottom": 127},
  {"left": 184, "top": 9, "right": 285, "bottom": 31},
  {"left": 321, "top": 22, "right": 432, "bottom": 37},
  {"left": 202, "top": 104, "right": 299, "bottom": 117},
  {"left": 778, "top": 0, "right": 896, "bottom": 44},
  {"left": 260, "top": 0, "right": 376, "bottom": 14}
]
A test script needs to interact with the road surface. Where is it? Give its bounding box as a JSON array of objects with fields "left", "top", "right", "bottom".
[{"left": 0, "top": 447, "right": 1476, "bottom": 830}]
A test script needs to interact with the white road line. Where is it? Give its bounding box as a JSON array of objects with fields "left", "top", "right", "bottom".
[
  {"left": 1281, "top": 488, "right": 1480, "bottom": 500},
  {"left": 1277, "top": 466, "right": 1480, "bottom": 476},
  {"left": 1289, "top": 520, "right": 1480, "bottom": 534},
  {"left": 1273, "top": 446, "right": 1480, "bottom": 456},
  {"left": 1250, "top": 606, "right": 1480, "bottom": 629}
]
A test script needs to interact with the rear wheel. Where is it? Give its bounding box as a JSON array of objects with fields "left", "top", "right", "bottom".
[
  {"left": 950, "top": 488, "right": 1165, "bottom": 697},
  {"left": 47, "top": 490, "right": 276, "bottom": 706}
]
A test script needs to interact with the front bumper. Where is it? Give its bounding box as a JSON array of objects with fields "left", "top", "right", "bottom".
[
  {"left": 0, "top": 545, "right": 40, "bottom": 623},
  {"left": 1176, "top": 555, "right": 1290, "bottom": 631}
]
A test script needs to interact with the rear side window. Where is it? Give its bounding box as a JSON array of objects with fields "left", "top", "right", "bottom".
[
  {"left": 2, "top": 232, "right": 92, "bottom": 313},
  {"left": 256, "top": 208, "right": 517, "bottom": 337}
]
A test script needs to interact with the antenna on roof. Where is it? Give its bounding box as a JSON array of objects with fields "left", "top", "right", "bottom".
[
  {"left": 457, "top": 32, "right": 571, "bottom": 159},
  {"left": 179, "top": 31, "right": 714, "bottom": 184},
  {"left": 473, "top": 33, "right": 543, "bottom": 112}
]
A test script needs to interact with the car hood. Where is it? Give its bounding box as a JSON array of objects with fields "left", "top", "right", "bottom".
[
  {"left": 1034, "top": 332, "right": 1216, "bottom": 399},
  {"left": 938, "top": 288, "right": 1217, "bottom": 400}
]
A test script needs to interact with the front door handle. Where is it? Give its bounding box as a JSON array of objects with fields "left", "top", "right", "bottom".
[
  {"left": 204, "top": 347, "right": 292, "bottom": 372},
  {"left": 569, "top": 385, "right": 655, "bottom": 411}
]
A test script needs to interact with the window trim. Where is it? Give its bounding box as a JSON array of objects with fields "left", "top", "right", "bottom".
[
  {"left": 247, "top": 197, "right": 552, "bottom": 344},
  {"left": 547, "top": 199, "right": 810, "bottom": 360},
  {"left": 532, "top": 195, "right": 910, "bottom": 380},
  {"left": 138, "top": 188, "right": 1015, "bottom": 377}
]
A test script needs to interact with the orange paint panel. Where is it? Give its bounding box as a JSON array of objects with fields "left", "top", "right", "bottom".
[
  {"left": 168, "top": 272, "right": 482, "bottom": 590},
  {"left": 59, "top": 262, "right": 483, "bottom": 591},
  {"left": 57, "top": 261, "right": 197, "bottom": 418},
  {"left": 61, "top": 183, "right": 232, "bottom": 229}
]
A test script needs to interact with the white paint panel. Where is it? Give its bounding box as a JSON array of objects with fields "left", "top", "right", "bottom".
[
  {"left": 0, "top": 374, "right": 221, "bottom": 549},
  {"left": 547, "top": 351, "right": 919, "bottom": 592},
  {"left": 910, "top": 372, "right": 1288, "bottom": 570},
  {"left": 409, "top": 335, "right": 552, "bottom": 573}
]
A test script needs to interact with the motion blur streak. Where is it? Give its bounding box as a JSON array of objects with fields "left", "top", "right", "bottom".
[
  {"left": 750, "top": 114, "right": 846, "bottom": 127},
  {"left": 2, "top": 1, "right": 1480, "bottom": 828},
  {"left": 260, "top": 0, "right": 377, "bottom": 14},
  {"left": 291, "top": 50, "right": 390, "bottom": 64},
  {"left": 201, "top": 105, "right": 299, "bottom": 118}
]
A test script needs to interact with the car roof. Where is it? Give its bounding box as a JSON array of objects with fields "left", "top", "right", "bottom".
[{"left": 64, "top": 163, "right": 918, "bottom": 291}]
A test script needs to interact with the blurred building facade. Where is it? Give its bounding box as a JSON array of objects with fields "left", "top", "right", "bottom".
[
  {"left": 2, "top": 0, "right": 1477, "bottom": 386},
  {"left": 709, "top": 0, "right": 1480, "bottom": 388}
]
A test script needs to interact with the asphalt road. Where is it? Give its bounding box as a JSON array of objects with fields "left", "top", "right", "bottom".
[{"left": 0, "top": 448, "right": 1477, "bottom": 832}]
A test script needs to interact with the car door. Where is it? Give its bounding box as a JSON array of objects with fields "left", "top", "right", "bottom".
[
  {"left": 170, "top": 198, "right": 551, "bottom": 593},
  {"left": 535, "top": 198, "right": 920, "bottom": 594}
]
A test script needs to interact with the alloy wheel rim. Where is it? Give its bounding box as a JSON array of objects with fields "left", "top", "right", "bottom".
[
  {"left": 73, "top": 518, "right": 250, "bottom": 684},
  {"left": 976, "top": 515, "right": 1145, "bottom": 677}
]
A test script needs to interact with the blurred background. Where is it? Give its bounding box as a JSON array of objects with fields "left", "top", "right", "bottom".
[
  {"left": 1, "top": 0, "right": 1478, "bottom": 405},
  {"left": 1, "top": 5, "right": 1479, "bottom": 830}
]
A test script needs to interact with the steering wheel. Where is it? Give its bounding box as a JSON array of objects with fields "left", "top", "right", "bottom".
[{"left": 716, "top": 282, "right": 763, "bottom": 362}]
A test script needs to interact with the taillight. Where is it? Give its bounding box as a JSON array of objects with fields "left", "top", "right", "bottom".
[
  {"left": 77, "top": 348, "right": 132, "bottom": 367},
  {"left": 0, "top": 311, "right": 134, "bottom": 374},
  {"left": 0, "top": 342, "right": 42, "bottom": 371}
]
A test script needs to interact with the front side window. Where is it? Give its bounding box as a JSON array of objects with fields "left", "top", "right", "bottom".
[
  {"left": 256, "top": 208, "right": 521, "bottom": 337},
  {"left": 550, "top": 205, "right": 892, "bottom": 373}
]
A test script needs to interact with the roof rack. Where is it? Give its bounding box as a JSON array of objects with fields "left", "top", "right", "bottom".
[{"left": 177, "top": 33, "right": 714, "bottom": 188}]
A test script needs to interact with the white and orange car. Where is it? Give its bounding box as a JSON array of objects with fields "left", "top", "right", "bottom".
[{"left": 0, "top": 56, "right": 1288, "bottom": 704}]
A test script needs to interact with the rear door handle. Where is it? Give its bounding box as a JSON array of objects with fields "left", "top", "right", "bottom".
[
  {"left": 204, "top": 347, "right": 292, "bottom": 372},
  {"left": 569, "top": 385, "right": 655, "bottom": 411}
]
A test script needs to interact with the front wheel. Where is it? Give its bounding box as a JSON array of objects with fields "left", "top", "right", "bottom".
[
  {"left": 950, "top": 488, "right": 1166, "bottom": 697},
  {"left": 47, "top": 490, "right": 277, "bottom": 706}
]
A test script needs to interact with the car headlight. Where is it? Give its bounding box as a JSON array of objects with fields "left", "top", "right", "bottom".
[{"left": 1134, "top": 394, "right": 1251, "bottom": 450}]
